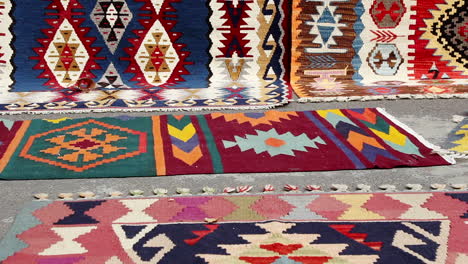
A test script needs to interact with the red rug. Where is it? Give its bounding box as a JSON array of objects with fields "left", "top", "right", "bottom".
[{"left": 0, "top": 108, "right": 453, "bottom": 179}]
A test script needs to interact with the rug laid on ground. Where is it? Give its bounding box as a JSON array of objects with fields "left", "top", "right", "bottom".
[
  {"left": 0, "top": 108, "right": 454, "bottom": 179},
  {"left": 444, "top": 118, "right": 468, "bottom": 155},
  {"left": 1, "top": 191, "right": 467, "bottom": 263},
  {"left": 291, "top": 0, "right": 468, "bottom": 101},
  {"left": 0, "top": 0, "right": 290, "bottom": 114}
]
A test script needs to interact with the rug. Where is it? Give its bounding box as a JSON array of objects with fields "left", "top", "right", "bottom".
[
  {"left": 1, "top": 191, "right": 468, "bottom": 263},
  {"left": 444, "top": 118, "right": 468, "bottom": 156},
  {"left": 291, "top": 0, "right": 468, "bottom": 101},
  {"left": 0, "top": 108, "right": 454, "bottom": 180},
  {"left": 0, "top": 0, "right": 290, "bottom": 114}
]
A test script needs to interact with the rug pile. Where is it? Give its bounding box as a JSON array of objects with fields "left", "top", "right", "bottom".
[
  {"left": 1, "top": 191, "right": 467, "bottom": 263},
  {"left": 0, "top": 108, "right": 453, "bottom": 179}
]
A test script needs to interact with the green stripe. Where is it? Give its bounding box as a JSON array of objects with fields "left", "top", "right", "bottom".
[{"left": 197, "top": 116, "right": 224, "bottom": 173}]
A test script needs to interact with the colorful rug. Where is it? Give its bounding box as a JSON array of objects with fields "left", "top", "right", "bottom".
[
  {"left": 0, "top": 0, "right": 290, "bottom": 114},
  {"left": 0, "top": 108, "right": 454, "bottom": 180},
  {"left": 291, "top": 0, "right": 468, "bottom": 101},
  {"left": 444, "top": 118, "right": 468, "bottom": 156},
  {"left": 1, "top": 191, "right": 468, "bottom": 263}
]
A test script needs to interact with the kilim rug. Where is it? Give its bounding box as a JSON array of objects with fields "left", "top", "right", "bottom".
[
  {"left": 0, "top": 0, "right": 290, "bottom": 114},
  {"left": 291, "top": 0, "right": 468, "bottom": 101},
  {"left": 1, "top": 191, "right": 468, "bottom": 263},
  {"left": 444, "top": 118, "right": 468, "bottom": 157},
  {"left": 0, "top": 108, "right": 454, "bottom": 180}
]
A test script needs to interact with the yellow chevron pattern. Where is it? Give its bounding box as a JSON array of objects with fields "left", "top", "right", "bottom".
[
  {"left": 168, "top": 124, "right": 197, "bottom": 142},
  {"left": 168, "top": 121, "right": 203, "bottom": 166},
  {"left": 370, "top": 126, "right": 407, "bottom": 146}
]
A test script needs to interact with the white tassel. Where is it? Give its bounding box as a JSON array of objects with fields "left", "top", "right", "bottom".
[
  {"left": 34, "top": 193, "right": 49, "bottom": 200},
  {"left": 331, "top": 184, "right": 348, "bottom": 192},
  {"left": 78, "top": 191, "right": 96, "bottom": 199},
  {"left": 430, "top": 184, "right": 446, "bottom": 190},
  {"left": 405, "top": 184, "right": 423, "bottom": 191},
  {"left": 129, "top": 190, "right": 144, "bottom": 196},
  {"left": 356, "top": 184, "right": 371, "bottom": 192},
  {"left": 58, "top": 193, "right": 74, "bottom": 200},
  {"left": 153, "top": 188, "right": 168, "bottom": 196},
  {"left": 108, "top": 191, "right": 123, "bottom": 197},
  {"left": 378, "top": 184, "right": 396, "bottom": 191},
  {"left": 451, "top": 184, "right": 467, "bottom": 190},
  {"left": 202, "top": 187, "right": 216, "bottom": 194},
  {"left": 176, "top": 188, "right": 191, "bottom": 195},
  {"left": 452, "top": 115, "right": 465, "bottom": 123}
]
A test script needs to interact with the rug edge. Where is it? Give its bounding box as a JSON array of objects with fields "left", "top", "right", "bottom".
[
  {"left": 0, "top": 99, "right": 292, "bottom": 116},
  {"left": 296, "top": 93, "right": 468, "bottom": 103},
  {"left": 375, "top": 108, "right": 457, "bottom": 165}
]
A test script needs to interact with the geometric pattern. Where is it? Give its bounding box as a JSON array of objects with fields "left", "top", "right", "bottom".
[
  {"left": 291, "top": 0, "right": 468, "bottom": 99},
  {"left": 0, "top": 0, "right": 290, "bottom": 114},
  {"left": 1, "top": 191, "right": 467, "bottom": 263},
  {"left": 19, "top": 119, "right": 147, "bottom": 172},
  {"left": 223, "top": 128, "right": 326, "bottom": 157},
  {"left": 0, "top": 108, "right": 453, "bottom": 179},
  {"left": 443, "top": 117, "right": 468, "bottom": 154}
]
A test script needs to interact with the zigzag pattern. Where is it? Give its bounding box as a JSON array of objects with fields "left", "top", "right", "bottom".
[
  {"left": 370, "top": 30, "right": 399, "bottom": 42},
  {"left": 307, "top": 55, "right": 337, "bottom": 68},
  {"left": 318, "top": 110, "right": 397, "bottom": 162},
  {"left": 167, "top": 115, "right": 203, "bottom": 166},
  {"left": 347, "top": 109, "right": 423, "bottom": 157},
  {"left": 329, "top": 224, "right": 383, "bottom": 251}
]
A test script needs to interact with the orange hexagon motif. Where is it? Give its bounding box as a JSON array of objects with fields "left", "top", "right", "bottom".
[{"left": 19, "top": 119, "right": 147, "bottom": 172}]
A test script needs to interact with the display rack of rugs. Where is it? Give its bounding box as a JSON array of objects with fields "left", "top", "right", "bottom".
[{"left": 0, "top": 190, "right": 467, "bottom": 263}]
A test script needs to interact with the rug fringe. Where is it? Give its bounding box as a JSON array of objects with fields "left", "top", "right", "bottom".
[
  {"left": 0, "top": 99, "right": 291, "bottom": 116},
  {"left": 452, "top": 115, "right": 466, "bottom": 123},
  {"left": 32, "top": 183, "right": 468, "bottom": 201},
  {"left": 296, "top": 93, "right": 468, "bottom": 103}
]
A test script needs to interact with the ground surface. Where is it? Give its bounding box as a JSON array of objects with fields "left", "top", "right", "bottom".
[{"left": 0, "top": 99, "right": 467, "bottom": 238}]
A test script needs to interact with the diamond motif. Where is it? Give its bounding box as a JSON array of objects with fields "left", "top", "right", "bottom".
[
  {"left": 44, "top": 19, "right": 90, "bottom": 87},
  {"left": 20, "top": 120, "right": 147, "bottom": 172},
  {"left": 136, "top": 20, "right": 180, "bottom": 86},
  {"left": 305, "top": 0, "right": 347, "bottom": 53},
  {"left": 223, "top": 128, "right": 326, "bottom": 157},
  {"left": 91, "top": 0, "right": 133, "bottom": 54}
]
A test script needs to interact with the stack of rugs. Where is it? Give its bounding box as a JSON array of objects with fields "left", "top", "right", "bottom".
[{"left": 0, "top": 0, "right": 466, "bottom": 263}]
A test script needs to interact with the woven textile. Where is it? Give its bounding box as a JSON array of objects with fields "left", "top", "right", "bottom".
[
  {"left": 1, "top": 192, "right": 468, "bottom": 263},
  {"left": 444, "top": 118, "right": 468, "bottom": 154},
  {"left": 0, "top": 108, "right": 453, "bottom": 179},
  {"left": 0, "top": 0, "right": 290, "bottom": 114},
  {"left": 291, "top": 0, "right": 468, "bottom": 100}
]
